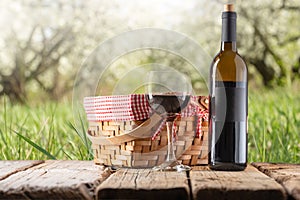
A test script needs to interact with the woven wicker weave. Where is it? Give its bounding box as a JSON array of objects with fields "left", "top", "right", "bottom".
[{"left": 87, "top": 116, "right": 208, "bottom": 168}]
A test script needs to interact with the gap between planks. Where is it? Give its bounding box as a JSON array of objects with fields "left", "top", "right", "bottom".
[
  {"left": 0, "top": 161, "right": 298, "bottom": 200},
  {"left": 97, "top": 164, "right": 288, "bottom": 200},
  {"left": 191, "top": 164, "right": 286, "bottom": 200},
  {"left": 253, "top": 162, "right": 300, "bottom": 200}
]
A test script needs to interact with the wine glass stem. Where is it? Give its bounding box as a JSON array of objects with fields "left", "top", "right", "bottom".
[{"left": 166, "top": 121, "right": 176, "bottom": 162}]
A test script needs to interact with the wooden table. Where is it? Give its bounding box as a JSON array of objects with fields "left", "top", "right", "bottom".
[{"left": 0, "top": 161, "right": 299, "bottom": 200}]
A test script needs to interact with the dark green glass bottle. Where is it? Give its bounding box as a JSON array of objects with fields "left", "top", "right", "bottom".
[{"left": 209, "top": 4, "right": 248, "bottom": 171}]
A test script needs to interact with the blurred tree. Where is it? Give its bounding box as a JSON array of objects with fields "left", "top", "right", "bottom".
[
  {"left": 0, "top": 0, "right": 120, "bottom": 103},
  {"left": 1, "top": 0, "right": 300, "bottom": 104},
  {"left": 182, "top": 0, "right": 300, "bottom": 87},
  {"left": 95, "top": 49, "right": 209, "bottom": 96},
  {"left": 237, "top": 0, "right": 300, "bottom": 86},
  {"left": 0, "top": 26, "right": 74, "bottom": 103}
]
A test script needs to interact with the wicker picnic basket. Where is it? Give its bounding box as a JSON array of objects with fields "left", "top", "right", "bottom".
[{"left": 84, "top": 94, "right": 208, "bottom": 168}]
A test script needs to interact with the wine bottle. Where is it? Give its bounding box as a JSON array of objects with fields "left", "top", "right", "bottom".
[{"left": 208, "top": 4, "right": 248, "bottom": 171}]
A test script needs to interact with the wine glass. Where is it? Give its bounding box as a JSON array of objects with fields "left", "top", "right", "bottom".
[{"left": 146, "top": 70, "right": 192, "bottom": 172}]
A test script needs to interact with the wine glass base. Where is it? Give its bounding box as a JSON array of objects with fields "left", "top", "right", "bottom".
[
  {"left": 175, "top": 164, "right": 191, "bottom": 172},
  {"left": 152, "top": 161, "right": 191, "bottom": 172}
]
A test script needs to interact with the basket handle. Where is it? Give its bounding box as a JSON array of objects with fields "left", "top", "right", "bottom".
[{"left": 87, "top": 113, "right": 162, "bottom": 145}]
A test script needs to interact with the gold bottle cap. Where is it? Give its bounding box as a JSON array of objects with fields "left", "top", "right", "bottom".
[{"left": 224, "top": 4, "right": 234, "bottom": 12}]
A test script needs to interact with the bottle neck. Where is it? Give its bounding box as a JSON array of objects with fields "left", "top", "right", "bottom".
[
  {"left": 221, "top": 42, "right": 237, "bottom": 52},
  {"left": 221, "top": 11, "right": 237, "bottom": 52}
]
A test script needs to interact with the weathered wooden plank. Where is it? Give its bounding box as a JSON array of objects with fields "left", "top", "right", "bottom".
[
  {"left": 0, "top": 160, "right": 43, "bottom": 181},
  {"left": 96, "top": 168, "right": 190, "bottom": 200},
  {"left": 0, "top": 161, "right": 297, "bottom": 199},
  {"left": 190, "top": 165, "right": 286, "bottom": 200},
  {"left": 253, "top": 162, "right": 300, "bottom": 200},
  {"left": 0, "top": 160, "right": 111, "bottom": 200}
]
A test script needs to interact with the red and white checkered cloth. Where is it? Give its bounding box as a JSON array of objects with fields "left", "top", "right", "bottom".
[
  {"left": 84, "top": 94, "right": 150, "bottom": 121},
  {"left": 84, "top": 94, "right": 208, "bottom": 138}
]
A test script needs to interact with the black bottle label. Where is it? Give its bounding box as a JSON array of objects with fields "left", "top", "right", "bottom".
[{"left": 214, "top": 81, "right": 247, "bottom": 122}]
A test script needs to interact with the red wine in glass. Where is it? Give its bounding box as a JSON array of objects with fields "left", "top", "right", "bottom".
[{"left": 148, "top": 94, "right": 190, "bottom": 121}]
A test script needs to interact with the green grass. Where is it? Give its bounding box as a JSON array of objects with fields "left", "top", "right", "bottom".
[
  {"left": 248, "top": 88, "right": 300, "bottom": 163},
  {"left": 0, "top": 88, "right": 299, "bottom": 163},
  {"left": 0, "top": 98, "right": 92, "bottom": 160}
]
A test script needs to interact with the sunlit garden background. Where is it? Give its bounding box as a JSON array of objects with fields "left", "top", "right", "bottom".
[{"left": 0, "top": 0, "right": 299, "bottom": 163}]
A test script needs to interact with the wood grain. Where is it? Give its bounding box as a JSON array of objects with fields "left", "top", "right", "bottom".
[
  {"left": 253, "top": 162, "right": 300, "bottom": 200},
  {"left": 190, "top": 165, "right": 286, "bottom": 200},
  {"left": 0, "top": 160, "right": 43, "bottom": 181},
  {"left": 0, "top": 160, "right": 110, "bottom": 200},
  {"left": 96, "top": 168, "right": 190, "bottom": 200},
  {"left": 0, "top": 161, "right": 298, "bottom": 199}
]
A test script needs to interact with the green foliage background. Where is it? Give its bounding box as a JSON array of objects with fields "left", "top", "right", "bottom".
[{"left": 0, "top": 1, "right": 299, "bottom": 163}]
